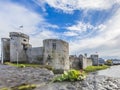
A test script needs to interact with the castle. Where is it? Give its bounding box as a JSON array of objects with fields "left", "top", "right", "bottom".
[{"left": 1, "top": 32, "right": 99, "bottom": 72}]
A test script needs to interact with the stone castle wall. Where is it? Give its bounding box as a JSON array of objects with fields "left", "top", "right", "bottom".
[
  {"left": 1, "top": 32, "right": 95, "bottom": 72},
  {"left": 1, "top": 38, "right": 10, "bottom": 62},
  {"left": 9, "top": 32, "right": 29, "bottom": 63},
  {"left": 27, "top": 47, "right": 43, "bottom": 64},
  {"left": 70, "top": 54, "right": 93, "bottom": 69},
  {"left": 91, "top": 54, "right": 99, "bottom": 66},
  {"left": 69, "top": 55, "right": 80, "bottom": 69},
  {"left": 1, "top": 32, "right": 70, "bottom": 72},
  {"left": 43, "top": 39, "right": 69, "bottom": 70},
  {"left": 82, "top": 57, "right": 92, "bottom": 69}
]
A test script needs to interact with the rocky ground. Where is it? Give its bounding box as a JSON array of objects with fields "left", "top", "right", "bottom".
[
  {"left": 0, "top": 64, "right": 120, "bottom": 90},
  {"left": 0, "top": 64, "right": 54, "bottom": 89}
]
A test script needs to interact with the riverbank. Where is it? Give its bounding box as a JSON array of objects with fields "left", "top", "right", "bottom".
[
  {"left": 97, "top": 65, "right": 120, "bottom": 78},
  {"left": 35, "top": 74, "right": 120, "bottom": 90},
  {"left": 0, "top": 64, "right": 120, "bottom": 90}
]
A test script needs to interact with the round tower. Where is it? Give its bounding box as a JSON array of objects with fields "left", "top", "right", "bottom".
[
  {"left": 9, "top": 32, "right": 29, "bottom": 63},
  {"left": 1, "top": 38, "right": 10, "bottom": 63},
  {"left": 43, "top": 39, "right": 69, "bottom": 71}
]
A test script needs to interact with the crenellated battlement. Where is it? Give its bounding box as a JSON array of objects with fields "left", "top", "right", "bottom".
[
  {"left": 9, "top": 32, "right": 29, "bottom": 39},
  {"left": 1, "top": 38, "right": 10, "bottom": 41}
]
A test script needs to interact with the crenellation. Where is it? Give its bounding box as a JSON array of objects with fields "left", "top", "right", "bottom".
[{"left": 9, "top": 32, "right": 29, "bottom": 39}]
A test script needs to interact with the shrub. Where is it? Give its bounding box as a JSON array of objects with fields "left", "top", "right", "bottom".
[
  {"left": 53, "top": 69, "right": 86, "bottom": 82},
  {"left": 105, "top": 60, "right": 113, "bottom": 66},
  {"left": 19, "top": 64, "right": 26, "bottom": 68}
]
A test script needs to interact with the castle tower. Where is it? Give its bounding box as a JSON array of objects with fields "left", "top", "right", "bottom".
[
  {"left": 1, "top": 38, "right": 10, "bottom": 63},
  {"left": 91, "top": 54, "right": 99, "bottom": 66},
  {"left": 43, "top": 39, "right": 69, "bottom": 71},
  {"left": 9, "top": 32, "right": 29, "bottom": 63}
]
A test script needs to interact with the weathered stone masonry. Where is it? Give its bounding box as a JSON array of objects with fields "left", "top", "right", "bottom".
[
  {"left": 70, "top": 54, "right": 93, "bottom": 69},
  {"left": 43, "top": 39, "right": 69, "bottom": 70},
  {"left": 1, "top": 32, "right": 98, "bottom": 71},
  {"left": 1, "top": 38, "right": 10, "bottom": 62},
  {"left": 9, "top": 32, "right": 30, "bottom": 63},
  {"left": 1, "top": 32, "right": 70, "bottom": 71}
]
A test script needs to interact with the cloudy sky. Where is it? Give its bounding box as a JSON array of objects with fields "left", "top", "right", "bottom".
[{"left": 0, "top": 0, "right": 120, "bottom": 59}]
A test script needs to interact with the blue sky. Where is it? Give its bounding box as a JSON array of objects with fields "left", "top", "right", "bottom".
[{"left": 0, "top": 0, "right": 120, "bottom": 59}]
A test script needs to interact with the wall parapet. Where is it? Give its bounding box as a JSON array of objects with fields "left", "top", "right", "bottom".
[{"left": 9, "top": 32, "right": 29, "bottom": 39}]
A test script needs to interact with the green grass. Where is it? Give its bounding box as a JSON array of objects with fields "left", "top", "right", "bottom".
[
  {"left": 0, "top": 84, "right": 36, "bottom": 90},
  {"left": 11, "top": 84, "right": 36, "bottom": 90},
  {"left": 4, "top": 62, "right": 53, "bottom": 70},
  {"left": 0, "top": 87, "right": 10, "bottom": 90},
  {"left": 84, "top": 65, "right": 110, "bottom": 73}
]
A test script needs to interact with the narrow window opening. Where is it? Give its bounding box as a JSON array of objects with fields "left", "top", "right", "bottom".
[
  {"left": 23, "top": 44, "right": 27, "bottom": 51},
  {"left": 52, "top": 43, "right": 56, "bottom": 50},
  {"left": 23, "top": 39, "right": 26, "bottom": 42}
]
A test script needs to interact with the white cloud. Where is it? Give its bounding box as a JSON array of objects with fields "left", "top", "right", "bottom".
[
  {"left": 30, "top": 30, "right": 58, "bottom": 47},
  {"left": 65, "top": 21, "right": 106, "bottom": 38},
  {"left": 35, "top": 0, "right": 120, "bottom": 13},
  {"left": 66, "top": 22, "right": 94, "bottom": 32},
  {"left": 63, "top": 31, "right": 78, "bottom": 37},
  {"left": 0, "top": 1, "right": 42, "bottom": 36},
  {"left": 0, "top": 1, "right": 58, "bottom": 38},
  {"left": 69, "top": 8, "right": 120, "bottom": 58},
  {"left": 0, "top": 1, "right": 59, "bottom": 55}
]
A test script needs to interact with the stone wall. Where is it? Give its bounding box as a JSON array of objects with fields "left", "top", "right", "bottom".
[
  {"left": 27, "top": 47, "right": 43, "bottom": 64},
  {"left": 69, "top": 55, "right": 80, "bottom": 69},
  {"left": 81, "top": 56, "right": 93, "bottom": 69},
  {"left": 1, "top": 38, "right": 10, "bottom": 62},
  {"left": 91, "top": 54, "right": 99, "bottom": 66},
  {"left": 9, "top": 32, "right": 29, "bottom": 63},
  {"left": 43, "top": 39, "right": 69, "bottom": 71},
  {"left": 81, "top": 56, "right": 88, "bottom": 69},
  {"left": 86, "top": 58, "right": 93, "bottom": 67},
  {"left": 70, "top": 54, "right": 93, "bottom": 69},
  {"left": 1, "top": 32, "right": 71, "bottom": 72}
]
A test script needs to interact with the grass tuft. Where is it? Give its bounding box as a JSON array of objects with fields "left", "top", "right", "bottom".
[
  {"left": 84, "top": 65, "right": 110, "bottom": 73},
  {"left": 11, "top": 83, "right": 36, "bottom": 90},
  {"left": 4, "top": 62, "right": 53, "bottom": 70}
]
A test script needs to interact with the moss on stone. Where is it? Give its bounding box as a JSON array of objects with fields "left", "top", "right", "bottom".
[
  {"left": 11, "top": 84, "right": 36, "bottom": 90},
  {"left": 18, "top": 84, "right": 36, "bottom": 90},
  {"left": 53, "top": 69, "right": 64, "bottom": 74},
  {"left": 0, "top": 88, "right": 10, "bottom": 90}
]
